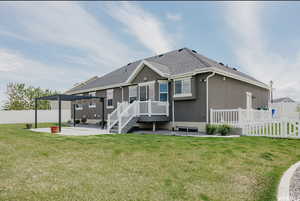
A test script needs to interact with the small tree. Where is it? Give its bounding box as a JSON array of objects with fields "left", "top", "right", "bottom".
[{"left": 2, "top": 83, "right": 59, "bottom": 110}]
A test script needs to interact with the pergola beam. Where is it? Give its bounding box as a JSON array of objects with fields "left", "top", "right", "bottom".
[
  {"left": 58, "top": 95, "right": 62, "bottom": 132},
  {"left": 35, "top": 98, "right": 37, "bottom": 128}
]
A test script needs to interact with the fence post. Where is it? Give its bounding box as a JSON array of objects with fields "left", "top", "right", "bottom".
[
  {"left": 238, "top": 108, "right": 242, "bottom": 126},
  {"left": 148, "top": 100, "right": 151, "bottom": 117},
  {"left": 210, "top": 108, "right": 213, "bottom": 124},
  {"left": 166, "top": 102, "right": 169, "bottom": 117}
]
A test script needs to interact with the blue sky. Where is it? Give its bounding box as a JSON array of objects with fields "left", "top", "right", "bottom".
[{"left": 1, "top": 1, "right": 300, "bottom": 106}]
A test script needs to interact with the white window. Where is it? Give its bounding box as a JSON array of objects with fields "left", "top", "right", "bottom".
[
  {"left": 129, "top": 86, "right": 137, "bottom": 103},
  {"left": 159, "top": 82, "right": 168, "bottom": 102},
  {"left": 106, "top": 89, "right": 114, "bottom": 108},
  {"left": 88, "top": 102, "right": 96, "bottom": 108},
  {"left": 75, "top": 104, "right": 83, "bottom": 110},
  {"left": 89, "top": 91, "right": 96, "bottom": 97},
  {"left": 174, "top": 77, "right": 192, "bottom": 97}
]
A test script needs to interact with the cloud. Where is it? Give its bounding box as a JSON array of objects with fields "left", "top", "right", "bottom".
[
  {"left": 0, "top": 48, "right": 92, "bottom": 88},
  {"left": 166, "top": 13, "right": 182, "bottom": 21},
  {"left": 105, "top": 2, "right": 175, "bottom": 54},
  {"left": 224, "top": 2, "right": 300, "bottom": 101},
  {"left": 0, "top": 2, "right": 138, "bottom": 70},
  {"left": 0, "top": 48, "right": 98, "bottom": 108},
  {"left": 0, "top": 2, "right": 146, "bottom": 108}
]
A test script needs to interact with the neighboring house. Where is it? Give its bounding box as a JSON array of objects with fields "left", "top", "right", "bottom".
[
  {"left": 66, "top": 48, "right": 270, "bottom": 132},
  {"left": 273, "top": 97, "right": 295, "bottom": 103},
  {"left": 271, "top": 97, "right": 299, "bottom": 119}
]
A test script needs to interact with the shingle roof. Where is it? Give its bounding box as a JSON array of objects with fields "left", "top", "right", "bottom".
[
  {"left": 67, "top": 48, "right": 267, "bottom": 93},
  {"left": 273, "top": 97, "right": 295, "bottom": 103}
]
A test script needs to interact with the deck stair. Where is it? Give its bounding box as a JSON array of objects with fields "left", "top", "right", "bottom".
[{"left": 108, "top": 100, "right": 169, "bottom": 134}]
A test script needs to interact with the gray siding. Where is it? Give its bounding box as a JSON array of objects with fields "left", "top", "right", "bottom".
[
  {"left": 172, "top": 73, "right": 208, "bottom": 122},
  {"left": 208, "top": 74, "right": 269, "bottom": 110},
  {"left": 132, "top": 65, "right": 166, "bottom": 84}
]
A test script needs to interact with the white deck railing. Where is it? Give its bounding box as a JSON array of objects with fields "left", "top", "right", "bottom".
[
  {"left": 107, "top": 101, "right": 129, "bottom": 131},
  {"left": 242, "top": 120, "right": 300, "bottom": 138},
  {"left": 210, "top": 108, "right": 272, "bottom": 127},
  {"left": 119, "top": 101, "right": 139, "bottom": 133},
  {"left": 108, "top": 100, "right": 169, "bottom": 133}
]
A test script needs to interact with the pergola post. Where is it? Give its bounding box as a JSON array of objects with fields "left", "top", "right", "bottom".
[
  {"left": 101, "top": 98, "right": 105, "bottom": 129},
  {"left": 73, "top": 103, "right": 76, "bottom": 127},
  {"left": 58, "top": 95, "right": 62, "bottom": 132},
  {"left": 35, "top": 98, "right": 38, "bottom": 128}
]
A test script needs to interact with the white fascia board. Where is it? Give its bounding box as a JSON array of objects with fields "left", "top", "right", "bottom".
[
  {"left": 170, "top": 67, "right": 269, "bottom": 90},
  {"left": 126, "top": 60, "right": 169, "bottom": 83},
  {"left": 211, "top": 67, "right": 270, "bottom": 90}
]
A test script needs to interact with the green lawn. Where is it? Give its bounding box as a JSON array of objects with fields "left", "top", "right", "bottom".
[{"left": 1, "top": 124, "right": 300, "bottom": 201}]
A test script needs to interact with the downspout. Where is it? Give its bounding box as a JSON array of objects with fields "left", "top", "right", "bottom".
[{"left": 206, "top": 72, "right": 215, "bottom": 123}]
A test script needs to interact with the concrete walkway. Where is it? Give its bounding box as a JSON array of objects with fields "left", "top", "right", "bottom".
[
  {"left": 31, "top": 127, "right": 111, "bottom": 136},
  {"left": 278, "top": 161, "right": 300, "bottom": 201},
  {"left": 132, "top": 130, "right": 240, "bottom": 138},
  {"left": 290, "top": 166, "right": 300, "bottom": 201}
]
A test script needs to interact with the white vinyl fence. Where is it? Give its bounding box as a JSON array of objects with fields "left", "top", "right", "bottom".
[
  {"left": 0, "top": 110, "right": 71, "bottom": 124},
  {"left": 242, "top": 120, "right": 300, "bottom": 138},
  {"left": 210, "top": 108, "right": 272, "bottom": 127}
]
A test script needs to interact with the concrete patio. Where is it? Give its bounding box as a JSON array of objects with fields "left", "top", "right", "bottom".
[{"left": 30, "top": 127, "right": 111, "bottom": 136}]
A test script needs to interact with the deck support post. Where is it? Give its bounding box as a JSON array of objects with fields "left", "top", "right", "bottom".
[
  {"left": 152, "top": 122, "right": 156, "bottom": 132},
  {"left": 101, "top": 98, "right": 105, "bottom": 129},
  {"left": 73, "top": 103, "right": 76, "bottom": 127}
]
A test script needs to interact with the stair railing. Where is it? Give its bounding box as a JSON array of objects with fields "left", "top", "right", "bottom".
[
  {"left": 118, "top": 101, "right": 139, "bottom": 134},
  {"left": 107, "top": 101, "right": 128, "bottom": 132}
]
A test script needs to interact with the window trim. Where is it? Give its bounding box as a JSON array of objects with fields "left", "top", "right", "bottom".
[
  {"left": 88, "top": 102, "right": 96, "bottom": 108},
  {"left": 173, "top": 77, "right": 192, "bottom": 98},
  {"left": 106, "top": 89, "right": 114, "bottom": 109},
  {"left": 159, "top": 81, "right": 168, "bottom": 102},
  {"left": 129, "top": 85, "right": 138, "bottom": 103}
]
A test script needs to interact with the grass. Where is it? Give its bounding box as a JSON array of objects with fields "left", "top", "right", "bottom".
[{"left": 1, "top": 124, "right": 300, "bottom": 201}]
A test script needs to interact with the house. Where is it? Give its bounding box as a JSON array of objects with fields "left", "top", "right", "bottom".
[
  {"left": 271, "top": 97, "right": 299, "bottom": 119},
  {"left": 273, "top": 97, "right": 295, "bottom": 103},
  {"left": 66, "top": 48, "right": 270, "bottom": 133}
]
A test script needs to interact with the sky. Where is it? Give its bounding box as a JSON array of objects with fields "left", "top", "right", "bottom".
[{"left": 1, "top": 1, "right": 300, "bottom": 107}]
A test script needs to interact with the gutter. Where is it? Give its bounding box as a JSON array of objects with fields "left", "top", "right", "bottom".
[{"left": 206, "top": 72, "right": 215, "bottom": 123}]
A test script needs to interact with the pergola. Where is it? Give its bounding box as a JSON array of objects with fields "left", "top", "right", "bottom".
[{"left": 35, "top": 94, "right": 105, "bottom": 132}]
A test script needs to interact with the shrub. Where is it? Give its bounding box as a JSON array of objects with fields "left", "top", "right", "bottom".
[
  {"left": 75, "top": 120, "right": 80, "bottom": 124},
  {"left": 206, "top": 124, "right": 218, "bottom": 135},
  {"left": 81, "top": 117, "right": 87, "bottom": 124},
  {"left": 25, "top": 124, "right": 32, "bottom": 129},
  {"left": 218, "top": 124, "right": 232, "bottom": 136}
]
